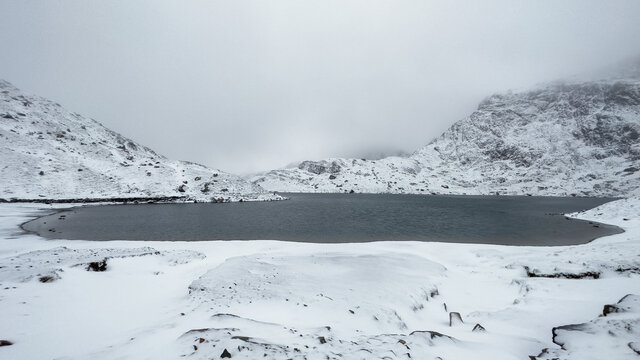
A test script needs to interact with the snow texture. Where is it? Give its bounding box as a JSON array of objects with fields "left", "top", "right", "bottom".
[
  {"left": 0, "top": 80, "right": 281, "bottom": 203},
  {"left": 532, "top": 294, "right": 640, "bottom": 360},
  {"left": 0, "top": 197, "right": 638, "bottom": 359},
  {"left": 0, "top": 246, "right": 204, "bottom": 283},
  {"left": 253, "top": 76, "right": 640, "bottom": 197}
]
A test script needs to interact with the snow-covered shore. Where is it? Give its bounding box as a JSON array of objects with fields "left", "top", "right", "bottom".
[{"left": 0, "top": 198, "right": 639, "bottom": 359}]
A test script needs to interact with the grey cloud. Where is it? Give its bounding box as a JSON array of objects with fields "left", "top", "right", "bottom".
[{"left": 1, "top": 0, "right": 639, "bottom": 174}]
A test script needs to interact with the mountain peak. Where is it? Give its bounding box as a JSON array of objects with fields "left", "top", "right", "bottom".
[
  {"left": 0, "top": 81, "right": 279, "bottom": 202},
  {"left": 253, "top": 75, "right": 640, "bottom": 197}
]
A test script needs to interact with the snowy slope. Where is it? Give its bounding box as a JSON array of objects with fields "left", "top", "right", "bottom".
[
  {"left": 253, "top": 77, "right": 640, "bottom": 197},
  {"left": 0, "top": 80, "right": 279, "bottom": 202}
]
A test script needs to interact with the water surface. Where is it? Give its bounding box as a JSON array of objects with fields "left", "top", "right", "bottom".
[{"left": 23, "top": 194, "right": 622, "bottom": 245}]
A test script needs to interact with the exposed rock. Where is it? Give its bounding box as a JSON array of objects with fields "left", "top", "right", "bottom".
[
  {"left": 179, "top": 321, "right": 463, "bottom": 359},
  {"left": 523, "top": 266, "right": 600, "bottom": 279},
  {"left": 531, "top": 294, "right": 640, "bottom": 359},
  {"left": 449, "top": 312, "right": 463, "bottom": 326},
  {"left": 0, "top": 246, "right": 202, "bottom": 283},
  {"left": 0, "top": 80, "right": 278, "bottom": 203},
  {"left": 603, "top": 294, "right": 640, "bottom": 316},
  {"left": 220, "top": 348, "right": 232, "bottom": 358},
  {"left": 86, "top": 259, "right": 108, "bottom": 272},
  {"left": 252, "top": 75, "right": 640, "bottom": 197},
  {"left": 38, "top": 274, "right": 58, "bottom": 283},
  {"left": 297, "top": 160, "right": 342, "bottom": 175}
]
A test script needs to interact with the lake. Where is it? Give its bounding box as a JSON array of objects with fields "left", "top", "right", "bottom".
[{"left": 22, "top": 194, "right": 622, "bottom": 245}]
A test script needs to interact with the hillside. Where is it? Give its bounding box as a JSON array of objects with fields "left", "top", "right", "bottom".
[
  {"left": 0, "top": 80, "right": 278, "bottom": 202},
  {"left": 252, "top": 77, "right": 640, "bottom": 197}
]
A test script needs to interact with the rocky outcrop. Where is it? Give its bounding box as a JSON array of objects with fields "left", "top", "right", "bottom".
[
  {"left": 531, "top": 294, "right": 640, "bottom": 360},
  {"left": 253, "top": 76, "right": 640, "bottom": 197},
  {"left": 0, "top": 80, "right": 280, "bottom": 202}
]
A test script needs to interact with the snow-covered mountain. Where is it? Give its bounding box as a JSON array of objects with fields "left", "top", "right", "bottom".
[
  {"left": 0, "top": 80, "right": 279, "bottom": 202},
  {"left": 252, "top": 76, "right": 640, "bottom": 197}
]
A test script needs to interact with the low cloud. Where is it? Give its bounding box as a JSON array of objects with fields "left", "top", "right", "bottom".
[{"left": 1, "top": 0, "right": 639, "bottom": 174}]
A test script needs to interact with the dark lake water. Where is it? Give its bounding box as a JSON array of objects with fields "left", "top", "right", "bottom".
[{"left": 23, "top": 194, "right": 622, "bottom": 246}]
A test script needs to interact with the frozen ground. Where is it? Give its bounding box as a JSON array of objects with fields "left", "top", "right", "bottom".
[{"left": 0, "top": 198, "right": 639, "bottom": 359}]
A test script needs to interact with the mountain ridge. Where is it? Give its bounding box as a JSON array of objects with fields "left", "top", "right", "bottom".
[
  {"left": 252, "top": 77, "right": 640, "bottom": 197},
  {"left": 0, "top": 80, "right": 279, "bottom": 202}
]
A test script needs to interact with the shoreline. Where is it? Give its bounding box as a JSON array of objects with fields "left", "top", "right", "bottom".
[
  {"left": 0, "top": 198, "right": 638, "bottom": 359},
  {"left": 19, "top": 195, "right": 624, "bottom": 246}
]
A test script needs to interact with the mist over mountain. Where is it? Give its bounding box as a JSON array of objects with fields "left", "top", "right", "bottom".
[
  {"left": 2, "top": 1, "right": 640, "bottom": 174},
  {"left": 252, "top": 69, "right": 640, "bottom": 197},
  {"left": 0, "top": 80, "right": 277, "bottom": 202}
]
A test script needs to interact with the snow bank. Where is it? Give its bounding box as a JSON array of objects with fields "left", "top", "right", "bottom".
[
  {"left": 533, "top": 294, "right": 640, "bottom": 360},
  {"left": 189, "top": 254, "right": 443, "bottom": 332}
]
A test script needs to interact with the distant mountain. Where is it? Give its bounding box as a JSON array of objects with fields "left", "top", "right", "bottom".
[
  {"left": 252, "top": 76, "right": 640, "bottom": 197},
  {"left": 344, "top": 148, "right": 411, "bottom": 161},
  {"left": 0, "top": 80, "right": 278, "bottom": 202}
]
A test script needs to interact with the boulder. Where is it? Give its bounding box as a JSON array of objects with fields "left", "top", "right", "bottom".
[
  {"left": 449, "top": 312, "right": 463, "bottom": 326},
  {"left": 220, "top": 348, "right": 232, "bottom": 358}
]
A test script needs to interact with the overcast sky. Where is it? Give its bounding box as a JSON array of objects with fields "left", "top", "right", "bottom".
[{"left": 1, "top": 1, "right": 639, "bottom": 174}]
